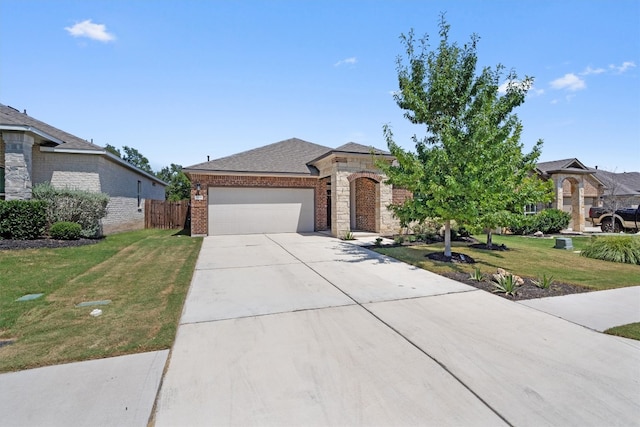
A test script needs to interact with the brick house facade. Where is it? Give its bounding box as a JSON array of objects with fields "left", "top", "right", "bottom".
[
  {"left": 184, "top": 138, "right": 409, "bottom": 237},
  {"left": 0, "top": 104, "right": 166, "bottom": 234}
]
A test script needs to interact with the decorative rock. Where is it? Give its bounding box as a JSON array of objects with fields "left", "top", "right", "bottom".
[{"left": 533, "top": 231, "right": 544, "bottom": 237}]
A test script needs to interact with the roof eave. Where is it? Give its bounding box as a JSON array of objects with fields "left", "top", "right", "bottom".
[{"left": 0, "top": 124, "right": 64, "bottom": 145}]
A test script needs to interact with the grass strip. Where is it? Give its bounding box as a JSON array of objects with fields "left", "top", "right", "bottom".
[
  {"left": 0, "top": 229, "right": 202, "bottom": 372},
  {"left": 604, "top": 323, "right": 640, "bottom": 341}
]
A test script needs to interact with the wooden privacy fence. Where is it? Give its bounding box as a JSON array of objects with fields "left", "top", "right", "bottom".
[{"left": 145, "top": 199, "right": 190, "bottom": 229}]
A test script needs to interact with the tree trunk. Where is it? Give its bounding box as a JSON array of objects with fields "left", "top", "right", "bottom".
[
  {"left": 444, "top": 220, "right": 452, "bottom": 257},
  {"left": 486, "top": 228, "right": 493, "bottom": 248}
]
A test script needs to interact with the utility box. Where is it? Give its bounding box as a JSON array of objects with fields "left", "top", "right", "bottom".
[{"left": 554, "top": 237, "right": 574, "bottom": 250}]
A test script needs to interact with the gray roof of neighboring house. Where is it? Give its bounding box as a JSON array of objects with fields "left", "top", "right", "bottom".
[
  {"left": 594, "top": 169, "right": 640, "bottom": 196},
  {"left": 537, "top": 157, "right": 640, "bottom": 196},
  {"left": 0, "top": 103, "right": 166, "bottom": 185},
  {"left": 185, "top": 138, "right": 391, "bottom": 175},
  {"left": 0, "top": 103, "right": 102, "bottom": 151}
]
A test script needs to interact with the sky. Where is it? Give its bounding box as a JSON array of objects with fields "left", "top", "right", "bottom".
[{"left": 1, "top": 0, "right": 638, "bottom": 172}]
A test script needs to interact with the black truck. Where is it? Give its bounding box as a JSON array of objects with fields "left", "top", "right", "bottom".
[{"left": 588, "top": 205, "right": 640, "bottom": 233}]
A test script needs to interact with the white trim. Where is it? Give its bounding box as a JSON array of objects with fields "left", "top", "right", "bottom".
[{"left": 0, "top": 125, "right": 64, "bottom": 145}]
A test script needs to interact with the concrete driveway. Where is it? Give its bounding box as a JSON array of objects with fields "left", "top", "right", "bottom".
[{"left": 154, "top": 233, "right": 640, "bottom": 426}]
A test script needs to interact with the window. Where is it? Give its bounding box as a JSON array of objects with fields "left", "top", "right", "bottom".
[
  {"left": 0, "top": 166, "right": 5, "bottom": 196},
  {"left": 524, "top": 203, "right": 538, "bottom": 215},
  {"left": 137, "top": 180, "right": 142, "bottom": 208}
]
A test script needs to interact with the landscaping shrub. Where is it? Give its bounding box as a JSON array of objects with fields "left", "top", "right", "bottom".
[
  {"left": 49, "top": 221, "right": 82, "bottom": 240},
  {"left": 534, "top": 209, "right": 571, "bottom": 234},
  {"left": 32, "top": 183, "right": 109, "bottom": 238},
  {"left": 506, "top": 209, "right": 570, "bottom": 235},
  {"left": 0, "top": 200, "right": 47, "bottom": 240},
  {"left": 580, "top": 236, "right": 640, "bottom": 265}
]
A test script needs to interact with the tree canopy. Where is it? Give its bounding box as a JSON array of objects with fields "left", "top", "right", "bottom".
[{"left": 380, "top": 16, "right": 551, "bottom": 256}]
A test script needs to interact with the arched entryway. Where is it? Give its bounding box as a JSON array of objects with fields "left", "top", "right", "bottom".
[{"left": 348, "top": 172, "right": 381, "bottom": 233}]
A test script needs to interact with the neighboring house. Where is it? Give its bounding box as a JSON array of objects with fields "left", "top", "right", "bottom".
[
  {"left": 535, "top": 158, "right": 640, "bottom": 231},
  {"left": 183, "top": 138, "right": 409, "bottom": 237},
  {"left": 0, "top": 104, "right": 166, "bottom": 234}
]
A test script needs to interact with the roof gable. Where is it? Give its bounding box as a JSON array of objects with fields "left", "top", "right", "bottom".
[{"left": 536, "top": 158, "right": 591, "bottom": 173}]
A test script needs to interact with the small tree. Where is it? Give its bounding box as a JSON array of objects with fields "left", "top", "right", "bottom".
[
  {"left": 380, "top": 16, "right": 545, "bottom": 256},
  {"left": 597, "top": 169, "right": 635, "bottom": 232},
  {"left": 157, "top": 164, "right": 191, "bottom": 201}
]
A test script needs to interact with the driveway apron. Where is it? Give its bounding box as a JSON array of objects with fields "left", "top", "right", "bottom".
[{"left": 154, "top": 233, "right": 640, "bottom": 426}]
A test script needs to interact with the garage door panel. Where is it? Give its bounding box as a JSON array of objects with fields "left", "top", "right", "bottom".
[{"left": 209, "top": 188, "right": 314, "bottom": 235}]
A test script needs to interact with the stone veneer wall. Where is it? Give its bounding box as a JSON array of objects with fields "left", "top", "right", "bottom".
[
  {"left": 188, "top": 174, "right": 324, "bottom": 236},
  {"left": 1, "top": 132, "right": 34, "bottom": 200}
]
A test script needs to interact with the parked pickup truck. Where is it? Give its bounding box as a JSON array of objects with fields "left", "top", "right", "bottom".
[{"left": 589, "top": 206, "right": 640, "bottom": 233}]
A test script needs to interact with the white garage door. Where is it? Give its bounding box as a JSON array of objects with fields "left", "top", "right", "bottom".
[{"left": 208, "top": 187, "right": 315, "bottom": 235}]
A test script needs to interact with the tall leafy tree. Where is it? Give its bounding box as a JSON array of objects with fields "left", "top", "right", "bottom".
[
  {"left": 157, "top": 164, "right": 191, "bottom": 201},
  {"left": 122, "top": 146, "right": 154, "bottom": 175},
  {"left": 380, "top": 16, "right": 548, "bottom": 256},
  {"left": 104, "top": 144, "right": 121, "bottom": 157}
]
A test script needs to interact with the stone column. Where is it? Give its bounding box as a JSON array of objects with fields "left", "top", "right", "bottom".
[
  {"left": 575, "top": 179, "right": 585, "bottom": 232},
  {"left": 332, "top": 170, "right": 351, "bottom": 237},
  {"left": 2, "top": 132, "right": 34, "bottom": 200},
  {"left": 554, "top": 175, "right": 564, "bottom": 211},
  {"left": 378, "top": 179, "right": 395, "bottom": 234}
]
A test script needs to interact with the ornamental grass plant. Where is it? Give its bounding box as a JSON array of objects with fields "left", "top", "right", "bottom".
[{"left": 580, "top": 235, "right": 640, "bottom": 265}]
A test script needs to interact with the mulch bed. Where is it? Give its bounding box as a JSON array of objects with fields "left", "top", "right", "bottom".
[
  {"left": 378, "top": 237, "right": 592, "bottom": 301},
  {"left": 0, "top": 238, "right": 100, "bottom": 251},
  {"left": 442, "top": 271, "right": 591, "bottom": 301}
]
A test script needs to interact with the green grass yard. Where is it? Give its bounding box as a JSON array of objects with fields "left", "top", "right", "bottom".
[
  {"left": 375, "top": 234, "right": 640, "bottom": 291},
  {"left": 0, "top": 229, "right": 202, "bottom": 372}
]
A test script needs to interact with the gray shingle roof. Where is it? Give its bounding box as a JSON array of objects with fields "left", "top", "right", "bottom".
[
  {"left": 0, "top": 103, "right": 102, "bottom": 151},
  {"left": 594, "top": 170, "right": 640, "bottom": 196},
  {"left": 536, "top": 158, "right": 589, "bottom": 173},
  {"left": 334, "top": 142, "right": 390, "bottom": 155},
  {"left": 185, "top": 139, "right": 393, "bottom": 175},
  {"left": 186, "top": 138, "right": 333, "bottom": 175}
]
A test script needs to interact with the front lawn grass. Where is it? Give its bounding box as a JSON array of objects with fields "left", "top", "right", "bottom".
[
  {"left": 0, "top": 229, "right": 202, "bottom": 372},
  {"left": 375, "top": 234, "right": 640, "bottom": 291},
  {"left": 604, "top": 323, "right": 640, "bottom": 341}
]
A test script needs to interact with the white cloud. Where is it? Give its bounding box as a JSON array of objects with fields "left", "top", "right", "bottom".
[
  {"left": 65, "top": 19, "right": 116, "bottom": 42},
  {"left": 550, "top": 73, "right": 586, "bottom": 91},
  {"left": 609, "top": 61, "right": 636, "bottom": 74},
  {"left": 580, "top": 66, "right": 606, "bottom": 75},
  {"left": 334, "top": 57, "right": 357, "bottom": 67}
]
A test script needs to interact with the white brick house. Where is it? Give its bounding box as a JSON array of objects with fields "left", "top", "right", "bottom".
[{"left": 0, "top": 104, "right": 166, "bottom": 234}]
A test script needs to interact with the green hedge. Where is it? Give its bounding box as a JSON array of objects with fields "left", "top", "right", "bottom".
[
  {"left": 507, "top": 209, "right": 571, "bottom": 235},
  {"left": 49, "top": 221, "right": 82, "bottom": 240},
  {"left": 0, "top": 200, "right": 47, "bottom": 240}
]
